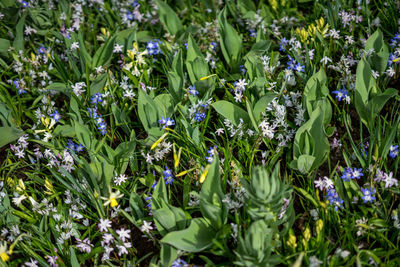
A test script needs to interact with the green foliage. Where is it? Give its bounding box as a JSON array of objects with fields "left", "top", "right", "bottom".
[{"left": 291, "top": 106, "right": 329, "bottom": 174}]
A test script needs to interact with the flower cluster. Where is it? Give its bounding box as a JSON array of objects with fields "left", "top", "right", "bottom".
[
  {"left": 163, "top": 166, "right": 174, "bottom": 185},
  {"left": 146, "top": 39, "right": 162, "bottom": 56},
  {"left": 341, "top": 167, "right": 363, "bottom": 182},
  {"left": 205, "top": 146, "right": 217, "bottom": 163}
]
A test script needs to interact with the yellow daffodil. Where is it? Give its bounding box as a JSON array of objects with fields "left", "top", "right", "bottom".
[
  {"left": 0, "top": 242, "right": 9, "bottom": 262},
  {"left": 101, "top": 188, "right": 124, "bottom": 208}
]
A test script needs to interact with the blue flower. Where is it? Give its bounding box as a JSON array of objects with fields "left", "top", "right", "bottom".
[
  {"left": 240, "top": 65, "right": 247, "bottom": 74},
  {"left": 341, "top": 167, "right": 353, "bottom": 182},
  {"left": 325, "top": 188, "right": 344, "bottom": 211},
  {"left": 171, "top": 258, "right": 188, "bottom": 267},
  {"left": 389, "top": 144, "right": 399, "bottom": 158},
  {"left": 361, "top": 187, "right": 376, "bottom": 203},
  {"left": 87, "top": 107, "right": 99, "bottom": 119},
  {"left": 361, "top": 142, "right": 369, "bottom": 158},
  {"left": 249, "top": 29, "right": 257, "bottom": 38},
  {"left": 210, "top": 41, "right": 217, "bottom": 52},
  {"left": 21, "top": 1, "right": 29, "bottom": 8},
  {"left": 351, "top": 168, "right": 363, "bottom": 180},
  {"left": 194, "top": 111, "right": 206, "bottom": 122},
  {"left": 126, "top": 11, "right": 134, "bottom": 21},
  {"left": 146, "top": 39, "right": 162, "bottom": 55},
  {"left": 38, "top": 45, "right": 46, "bottom": 54},
  {"left": 91, "top": 93, "right": 103, "bottom": 105},
  {"left": 97, "top": 121, "right": 107, "bottom": 135},
  {"left": 75, "top": 143, "right": 85, "bottom": 152},
  {"left": 332, "top": 87, "right": 349, "bottom": 102},
  {"left": 279, "top": 37, "right": 289, "bottom": 52},
  {"left": 159, "top": 116, "right": 175, "bottom": 129},
  {"left": 163, "top": 166, "right": 174, "bottom": 185},
  {"left": 50, "top": 110, "right": 61, "bottom": 122},
  {"left": 189, "top": 85, "right": 198, "bottom": 96},
  {"left": 205, "top": 146, "right": 217, "bottom": 163}
]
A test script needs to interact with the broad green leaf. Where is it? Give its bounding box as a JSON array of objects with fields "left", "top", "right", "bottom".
[
  {"left": 138, "top": 90, "right": 160, "bottom": 133},
  {"left": 90, "top": 73, "right": 108, "bottom": 96},
  {"left": 161, "top": 218, "right": 216, "bottom": 252},
  {"left": 13, "top": 13, "right": 27, "bottom": 51},
  {"left": 92, "top": 36, "right": 116, "bottom": 68},
  {"left": 218, "top": 7, "right": 242, "bottom": 69},
  {"left": 74, "top": 121, "right": 92, "bottom": 149},
  {"left": 365, "top": 29, "right": 389, "bottom": 73},
  {"left": 253, "top": 93, "right": 276, "bottom": 122},
  {"left": 212, "top": 100, "right": 251, "bottom": 127},
  {"left": 155, "top": 0, "right": 183, "bottom": 36},
  {"left": 0, "top": 126, "right": 24, "bottom": 148},
  {"left": 0, "top": 38, "right": 10, "bottom": 54}
]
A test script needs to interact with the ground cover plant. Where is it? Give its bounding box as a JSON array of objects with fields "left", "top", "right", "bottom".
[{"left": 0, "top": 0, "right": 400, "bottom": 266}]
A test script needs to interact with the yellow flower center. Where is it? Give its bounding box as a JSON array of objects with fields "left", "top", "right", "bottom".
[
  {"left": 0, "top": 252, "right": 9, "bottom": 262},
  {"left": 110, "top": 198, "right": 118, "bottom": 208}
]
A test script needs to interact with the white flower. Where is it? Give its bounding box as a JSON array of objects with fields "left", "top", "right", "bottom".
[
  {"left": 116, "top": 228, "right": 131, "bottom": 242},
  {"left": 12, "top": 194, "right": 27, "bottom": 207},
  {"left": 215, "top": 128, "right": 224, "bottom": 136},
  {"left": 140, "top": 221, "right": 153, "bottom": 234},
  {"left": 259, "top": 120, "right": 275, "bottom": 139},
  {"left": 320, "top": 56, "right": 332, "bottom": 65},
  {"left": 113, "top": 43, "right": 124, "bottom": 53},
  {"left": 98, "top": 219, "right": 112, "bottom": 232},
  {"left": 114, "top": 174, "right": 128, "bottom": 186},
  {"left": 70, "top": 42, "right": 79, "bottom": 50}
]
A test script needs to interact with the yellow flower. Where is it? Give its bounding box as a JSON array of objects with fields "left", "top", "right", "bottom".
[
  {"left": 286, "top": 232, "right": 297, "bottom": 249},
  {"left": 0, "top": 242, "right": 9, "bottom": 262},
  {"left": 316, "top": 17, "right": 329, "bottom": 37},
  {"left": 101, "top": 188, "right": 124, "bottom": 208},
  {"left": 296, "top": 27, "right": 309, "bottom": 43}
]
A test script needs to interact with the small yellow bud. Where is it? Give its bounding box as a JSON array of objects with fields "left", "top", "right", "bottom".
[
  {"left": 176, "top": 170, "right": 189, "bottom": 177},
  {"left": 199, "top": 165, "right": 211, "bottom": 184},
  {"left": 200, "top": 74, "right": 216, "bottom": 80},
  {"left": 303, "top": 227, "right": 311, "bottom": 242},
  {"left": 110, "top": 198, "right": 118, "bottom": 208},
  {"left": 316, "top": 219, "right": 324, "bottom": 235},
  {"left": 151, "top": 133, "right": 168, "bottom": 150}
]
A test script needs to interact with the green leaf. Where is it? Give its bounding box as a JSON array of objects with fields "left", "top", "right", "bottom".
[
  {"left": 212, "top": 100, "right": 251, "bottom": 127},
  {"left": 89, "top": 73, "right": 108, "bottom": 96},
  {"left": 138, "top": 90, "right": 161, "bottom": 133},
  {"left": 92, "top": 36, "right": 116, "bottom": 68},
  {"left": 253, "top": 93, "right": 276, "bottom": 123},
  {"left": 70, "top": 247, "right": 80, "bottom": 267},
  {"left": 155, "top": 0, "right": 183, "bottom": 36},
  {"left": 0, "top": 38, "right": 10, "bottom": 54},
  {"left": 13, "top": 13, "right": 27, "bottom": 51},
  {"left": 0, "top": 126, "right": 24, "bottom": 148},
  {"left": 161, "top": 218, "right": 216, "bottom": 252},
  {"left": 365, "top": 29, "right": 389, "bottom": 73},
  {"left": 218, "top": 7, "right": 242, "bottom": 70},
  {"left": 74, "top": 121, "right": 92, "bottom": 149}
]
